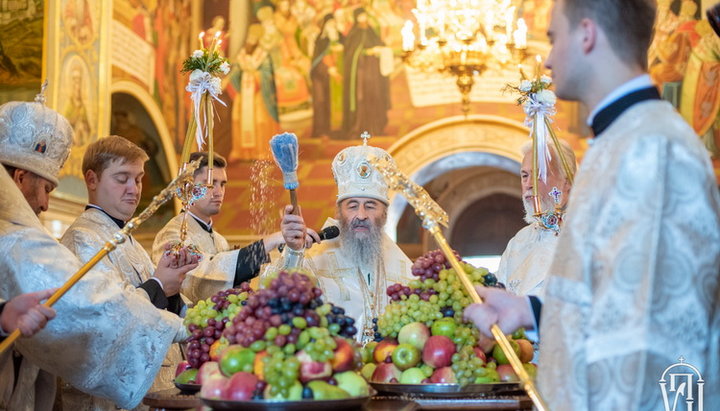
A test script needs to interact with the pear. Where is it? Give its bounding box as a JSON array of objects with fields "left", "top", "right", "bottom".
[
  {"left": 307, "top": 380, "right": 351, "bottom": 400},
  {"left": 334, "top": 371, "right": 370, "bottom": 397}
]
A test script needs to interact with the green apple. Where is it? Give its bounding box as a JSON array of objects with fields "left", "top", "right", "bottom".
[
  {"left": 361, "top": 363, "right": 377, "bottom": 380},
  {"left": 430, "top": 319, "right": 457, "bottom": 338},
  {"left": 335, "top": 371, "right": 370, "bottom": 397},
  {"left": 175, "top": 368, "right": 198, "bottom": 384},
  {"left": 220, "top": 346, "right": 256, "bottom": 377},
  {"left": 399, "top": 367, "right": 426, "bottom": 384},
  {"left": 362, "top": 341, "right": 378, "bottom": 363},
  {"left": 391, "top": 343, "right": 421, "bottom": 370},
  {"left": 492, "top": 340, "right": 519, "bottom": 365}
]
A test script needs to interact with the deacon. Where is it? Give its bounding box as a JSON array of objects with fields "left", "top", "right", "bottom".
[
  {"left": 152, "top": 151, "right": 286, "bottom": 303},
  {"left": 0, "top": 97, "right": 188, "bottom": 410},
  {"left": 464, "top": 0, "right": 720, "bottom": 409},
  {"left": 60, "top": 135, "right": 199, "bottom": 407},
  {"left": 278, "top": 136, "right": 414, "bottom": 343},
  {"left": 496, "top": 140, "right": 576, "bottom": 297}
]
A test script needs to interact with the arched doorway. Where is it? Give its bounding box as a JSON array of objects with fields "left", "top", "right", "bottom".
[
  {"left": 109, "top": 86, "right": 176, "bottom": 237},
  {"left": 387, "top": 115, "right": 529, "bottom": 271}
]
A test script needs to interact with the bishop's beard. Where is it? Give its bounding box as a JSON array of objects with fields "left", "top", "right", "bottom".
[
  {"left": 522, "top": 191, "right": 560, "bottom": 225},
  {"left": 339, "top": 213, "right": 386, "bottom": 269}
]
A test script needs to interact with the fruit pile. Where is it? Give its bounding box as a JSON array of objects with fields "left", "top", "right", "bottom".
[
  {"left": 190, "top": 271, "right": 370, "bottom": 402},
  {"left": 363, "top": 249, "right": 535, "bottom": 385},
  {"left": 182, "top": 283, "right": 254, "bottom": 370}
]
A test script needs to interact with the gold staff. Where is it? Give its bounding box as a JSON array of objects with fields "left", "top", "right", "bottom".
[
  {"left": 0, "top": 159, "right": 201, "bottom": 355},
  {"left": 369, "top": 155, "right": 550, "bottom": 411}
]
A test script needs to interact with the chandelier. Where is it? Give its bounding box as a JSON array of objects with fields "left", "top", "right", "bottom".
[{"left": 401, "top": 0, "right": 529, "bottom": 114}]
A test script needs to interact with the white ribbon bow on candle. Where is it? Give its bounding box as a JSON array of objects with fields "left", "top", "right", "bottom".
[
  {"left": 523, "top": 94, "right": 557, "bottom": 183},
  {"left": 186, "top": 69, "right": 227, "bottom": 149}
]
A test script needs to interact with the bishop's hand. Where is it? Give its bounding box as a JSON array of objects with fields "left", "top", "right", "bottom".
[{"left": 281, "top": 205, "right": 320, "bottom": 251}]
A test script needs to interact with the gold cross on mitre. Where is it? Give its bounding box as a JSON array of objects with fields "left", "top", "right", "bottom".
[{"left": 360, "top": 131, "right": 371, "bottom": 146}]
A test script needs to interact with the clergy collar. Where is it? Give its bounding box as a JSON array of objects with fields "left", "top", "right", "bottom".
[
  {"left": 586, "top": 75, "right": 660, "bottom": 137},
  {"left": 187, "top": 210, "right": 213, "bottom": 233},
  {"left": 85, "top": 204, "right": 125, "bottom": 229}
]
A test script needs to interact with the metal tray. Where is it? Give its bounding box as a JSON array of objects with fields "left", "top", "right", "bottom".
[
  {"left": 174, "top": 381, "right": 201, "bottom": 393},
  {"left": 370, "top": 382, "right": 522, "bottom": 398},
  {"left": 201, "top": 394, "right": 372, "bottom": 411}
]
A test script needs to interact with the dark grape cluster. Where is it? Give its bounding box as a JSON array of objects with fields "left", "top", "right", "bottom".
[
  {"left": 325, "top": 304, "right": 358, "bottom": 339},
  {"left": 184, "top": 285, "right": 252, "bottom": 368},
  {"left": 410, "top": 249, "right": 461, "bottom": 281},
  {"left": 386, "top": 283, "right": 438, "bottom": 302}
]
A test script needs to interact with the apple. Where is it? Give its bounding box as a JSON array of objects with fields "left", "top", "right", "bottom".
[
  {"left": 296, "top": 350, "right": 332, "bottom": 383},
  {"left": 371, "top": 362, "right": 402, "bottom": 383},
  {"left": 200, "top": 373, "right": 230, "bottom": 399},
  {"left": 497, "top": 364, "right": 519, "bottom": 382},
  {"left": 430, "top": 319, "right": 457, "bottom": 338},
  {"left": 220, "top": 346, "right": 255, "bottom": 377},
  {"left": 361, "top": 363, "right": 377, "bottom": 380},
  {"left": 422, "top": 335, "right": 456, "bottom": 368},
  {"left": 362, "top": 341, "right": 378, "bottom": 363},
  {"left": 516, "top": 339, "right": 534, "bottom": 363},
  {"left": 373, "top": 339, "right": 399, "bottom": 363},
  {"left": 175, "top": 361, "right": 191, "bottom": 377},
  {"left": 175, "top": 368, "right": 198, "bottom": 384},
  {"left": 492, "top": 340, "right": 520, "bottom": 365},
  {"left": 223, "top": 372, "right": 258, "bottom": 401},
  {"left": 197, "top": 361, "right": 220, "bottom": 385},
  {"left": 335, "top": 371, "right": 370, "bottom": 397},
  {"left": 473, "top": 347, "right": 487, "bottom": 364},
  {"left": 430, "top": 366, "right": 457, "bottom": 384},
  {"left": 523, "top": 362, "right": 537, "bottom": 379},
  {"left": 331, "top": 337, "right": 356, "bottom": 372},
  {"left": 399, "top": 367, "right": 426, "bottom": 384},
  {"left": 391, "top": 343, "right": 421, "bottom": 370},
  {"left": 397, "top": 322, "right": 430, "bottom": 351}
]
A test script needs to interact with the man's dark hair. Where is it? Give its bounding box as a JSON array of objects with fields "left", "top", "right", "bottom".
[
  {"left": 562, "top": 0, "right": 656, "bottom": 70},
  {"left": 189, "top": 151, "right": 227, "bottom": 177}
]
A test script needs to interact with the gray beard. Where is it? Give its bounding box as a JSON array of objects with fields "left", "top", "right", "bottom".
[
  {"left": 523, "top": 197, "right": 559, "bottom": 225},
  {"left": 339, "top": 219, "right": 384, "bottom": 270}
]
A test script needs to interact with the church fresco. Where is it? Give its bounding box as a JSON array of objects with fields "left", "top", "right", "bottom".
[{"left": 0, "top": 0, "right": 43, "bottom": 103}]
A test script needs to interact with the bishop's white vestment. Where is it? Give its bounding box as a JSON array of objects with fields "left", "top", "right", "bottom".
[
  {"left": 268, "top": 218, "right": 413, "bottom": 343},
  {"left": 537, "top": 101, "right": 720, "bottom": 410},
  {"left": 151, "top": 213, "right": 268, "bottom": 303},
  {"left": 61, "top": 208, "right": 184, "bottom": 409},
  {"left": 496, "top": 224, "right": 559, "bottom": 298},
  {"left": 0, "top": 169, "right": 185, "bottom": 411}
]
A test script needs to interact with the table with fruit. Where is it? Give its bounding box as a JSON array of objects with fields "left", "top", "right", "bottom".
[{"left": 171, "top": 250, "right": 535, "bottom": 409}]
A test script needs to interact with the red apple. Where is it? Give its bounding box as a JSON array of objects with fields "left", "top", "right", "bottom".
[
  {"left": 422, "top": 335, "right": 456, "bottom": 368},
  {"left": 430, "top": 366, "right": 457, "bottom": 384},
  {"left": 331, "top": 337, "right": 356, "bottom": 372},
  {"left": 473, "top": 347, "right": 487, "bottom": 364},
  {"left": 296, "top": 350, "right": 332, "bottom": 383},
  {"left": 197, "top": 361, "right": 220, "bottom": 385},
  {"left": 398, "top": 322, "right": 430, "bottom": 351},
  {"left": 175, "top": 361, "right": 192, "bottom": 377},
  {"left": 200, "top": 373, "right": 230, "bottom": 399},
  {"left": 223, "top": 372, "right": 258, "bottom": 401},
  {"left": 371, "top": 362, "right": 402, "bottom": 383},
  {"left": 516, "top": 339, "right": 534, "bottom": 363},
  {"left": 373, "top": 339, "right": 399, "bottom": 363},
  {"left": 497, "top": 364, "right": 519, "bottom": 382}
]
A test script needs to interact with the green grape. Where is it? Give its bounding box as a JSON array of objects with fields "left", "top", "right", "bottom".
[
  {"left": 278, "top": 324, "right": 292, "bottom": 335},
  {"left": 250, "top": 340, "right": 266, "bottom": 352},
  {"left": 292, "top": 317, "right": 307, "bottom": 329},
  {"left": 265, "top": 327, "right": 278, "bottom": 341}
]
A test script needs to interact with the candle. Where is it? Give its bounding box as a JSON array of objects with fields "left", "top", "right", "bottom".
[
  {"left": 505, "top": 6, "right": 515, "bottom": 39},
  {"left": 198, "top": 31, "right": 205, "bottom": 49},
  {"left": 535, "top": 54, "right": 543, "bottom": 77},
  {"left": 402, "top": 21, "right": 415, "bottom": 52},
  {"left": 513, "top": 18, "right": 527, "bottom": 49}
]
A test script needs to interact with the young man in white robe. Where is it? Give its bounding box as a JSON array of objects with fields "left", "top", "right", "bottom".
[
  {"left": 464, "top": 1, "right": 720, "bottom": 410},
  {"left": 0, "top": 98, "right": 189, "bottom": 410},
  {"left": 151, "top": 151, "right": 285, "bottom": 303},
  {"left": 60, "top": 135, "right": 199, "bottom": 409},
  {"left": 496, "top": 140, "right": 576, "bottom": 298},
  {"left": 277, "top": 139, "right": 414, "bottom": 344}
]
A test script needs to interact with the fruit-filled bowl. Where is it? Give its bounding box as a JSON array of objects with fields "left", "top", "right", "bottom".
[{"left": 174, "top": 381, "right": 202, "bottom": 393}]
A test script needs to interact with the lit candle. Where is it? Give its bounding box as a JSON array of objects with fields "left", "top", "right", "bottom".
[
  {"left": 513, "top": 18, "right": 527, "bottom": 49},
  {"left": 535, "top": 54, "right": 543, "bottom": 77},
  {"left": 402, "top": 21, "right": 415, "bottom": 52},
  {"left": 198, "top": 31, "right": 205, "bottom": 49},
  {"left": 505, "top": 6, "right": 515, "bottom": 39}
]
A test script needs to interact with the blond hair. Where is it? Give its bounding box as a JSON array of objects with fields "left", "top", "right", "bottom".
[{"left": 82, "top": 135, "right": 149, "bottom": 177}]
